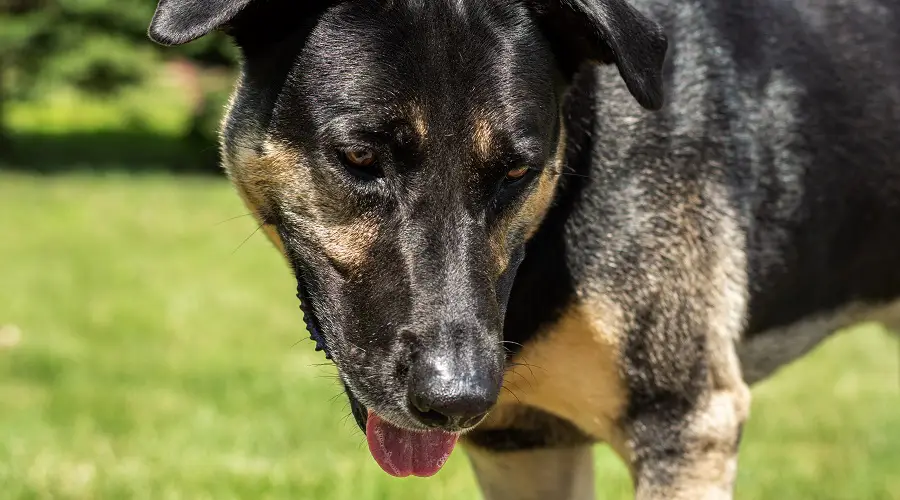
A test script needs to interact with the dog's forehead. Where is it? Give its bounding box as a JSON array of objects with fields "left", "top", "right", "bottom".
[{"left": 288, "top": 0, "right": 557, "bottom": 142}]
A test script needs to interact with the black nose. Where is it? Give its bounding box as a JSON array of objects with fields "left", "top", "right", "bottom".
[{"left": 407, "top": 354, "right": 500, "bottom": 430}]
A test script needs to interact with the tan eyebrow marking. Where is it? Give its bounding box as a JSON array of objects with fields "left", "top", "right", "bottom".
[
  {"left": 409, "top": 104, "right": 429, "bottom": 142},
  {"left": 473, "top": 114, "right": 496, "bottom": 161}
]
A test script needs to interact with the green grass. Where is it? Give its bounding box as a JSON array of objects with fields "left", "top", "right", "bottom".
[{"left": 0, "top": 172, "right": 898, "bottom": 499}]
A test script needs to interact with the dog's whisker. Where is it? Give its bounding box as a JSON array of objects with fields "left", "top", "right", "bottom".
[
  {"left": 510, "top": 361, "right": 538, "bottom": 381},
  {"left": 505, "top": 376, "right": 531, "bottom": 395},
  {"left": 214, "top": 213, "right": 255, "bottom": 226},
  {"left": 500, "top": 340, "right": 525, "bottom": 358},
  {"left": 508, "top": 365, "right": 538, "bottom": 392},
  {"left": 330, "top": 390, "right": 348, "bottom": 403},
  {"left": 515, "top": 377, "right": 535, "bottom": 393},
  {"left": 546, "top": 169, "right": 591, "bottom": 179},
  {"left": 231, "top": 222, "right": 264, "bottom": 255},
  {"left": 513, "top": 356, "right": 545, "bottom": 373},
  {"left": 506, "top": 366, "right": 533, "bottom": 384},
  {"left": 502, "top": 386, "right": 522, "bottom": 405}
]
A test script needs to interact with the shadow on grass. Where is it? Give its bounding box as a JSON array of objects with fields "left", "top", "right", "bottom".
[{"left": 0, "top": 131, "right": 223, "bottom": 175}]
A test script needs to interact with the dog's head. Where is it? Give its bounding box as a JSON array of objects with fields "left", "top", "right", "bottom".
[{"left": 150, "top": 0, "right": 665, "bottom": 476}]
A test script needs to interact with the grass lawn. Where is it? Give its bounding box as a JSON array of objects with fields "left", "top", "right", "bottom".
[{"left": 0, "top": 171, "right": 898, "bottom": 499}]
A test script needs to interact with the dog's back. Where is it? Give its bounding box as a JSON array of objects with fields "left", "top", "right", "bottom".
[
  {"left": 686, "top": 0, "right": 900, "bottom": 326},
  {"left": 556, "top": 0, "right": 900, "bottom": 382}
]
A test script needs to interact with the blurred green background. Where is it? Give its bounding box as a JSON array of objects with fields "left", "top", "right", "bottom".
[{"left": 0, "top": 2, "right": 898, "bottom": 499}]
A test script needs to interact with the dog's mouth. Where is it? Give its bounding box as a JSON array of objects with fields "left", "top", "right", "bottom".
[{"left": 297, "top": 282, "right": 459, "bottom": 478}]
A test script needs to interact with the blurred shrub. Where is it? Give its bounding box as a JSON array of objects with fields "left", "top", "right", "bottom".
[
  {"left": 0, "top": 0, "right": 239, "bottom": 169},
  {"left": 1, "top": 0, "right": 238, "bottom": 96}
]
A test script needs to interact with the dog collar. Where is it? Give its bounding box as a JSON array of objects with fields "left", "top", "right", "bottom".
[{"left": 296, "top": 287, "right": 332, "bottom": 360}]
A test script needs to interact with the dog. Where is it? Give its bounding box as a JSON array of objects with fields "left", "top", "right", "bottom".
[{"left": 148, "top": 0, "right": 900, "bottom": 498}]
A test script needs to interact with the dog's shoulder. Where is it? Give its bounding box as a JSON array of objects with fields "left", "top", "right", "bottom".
[{"left": 508, "top": 0, "right": 900, "bottom": 383}]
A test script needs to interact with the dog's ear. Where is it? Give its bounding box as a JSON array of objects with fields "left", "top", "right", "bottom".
[
  {"left": 527, "top": 0, "right": 668, "bottom": 110},
  {"left": 148, "top": 0, "right": 255, "bottom": 46}
]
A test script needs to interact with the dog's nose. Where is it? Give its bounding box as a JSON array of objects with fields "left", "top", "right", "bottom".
[{"left": 407, "top": 353, "right": 500, "bottom": 430}]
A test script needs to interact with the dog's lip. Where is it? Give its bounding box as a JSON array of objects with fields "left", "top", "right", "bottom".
[
  {"left": 344, "top": 384, "right": 458, "bottom": 434},
  {"left": 346, "top": 385, "right": 369, "bottom": 431},
  {"left": 296, "top": 283, "right": 330, "bottom": 359}
]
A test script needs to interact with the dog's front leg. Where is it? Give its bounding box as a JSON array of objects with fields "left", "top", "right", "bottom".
[
  {"left": 625, "top": 385, "right": 750, "bottom": 500},
  {"left": 617, "top": 301, "right": 752, "bottom": 500},
  {"left": 465, "top": 444, "right": 595, "bottom": 500}
]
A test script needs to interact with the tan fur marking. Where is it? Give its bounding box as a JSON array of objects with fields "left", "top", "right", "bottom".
[
  {"left": 229, "top": 168, "right": 289, "bottom": 261},
  {"left": 409, "top": 105, "right": 428, "bottom": 141},
  {"left": 314, "top": 218, "right": 380, "bottom": 271},
  {"left": 487, "top": 223, "right": 512, "bottom": 273},
  {"left": 262, "top": 224, "right": 287, "bottom": 257},
  {"left": 226, "top": 138, "right": 380, "bottom": 270},
  {"left": 473, "top": 115, "right": 495, "bottom": 160},
  {"left": 226, "top": 137, "right": 315, "bottom": 215},
  {"left": 487, "top": 119, "right": 567, "bottom": 273},
  {"left": 487, "top": 302, "right": 630, "bottom": 459},
  {"left": 703, "top": 182, "right": 752, "bottom": 421},
  {"left": 226, "top": 138, "right": 310, "bottom": 257},
  {"left": 522, "top": 122, "right": 567, "bottom": 241}
]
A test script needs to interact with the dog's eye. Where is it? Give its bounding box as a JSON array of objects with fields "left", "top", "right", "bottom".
[
  {"left": 343, "top": 149, "right": 376, "bottom": 168},
  {"left": 338, "top": 147, "right": 383, "bottom": 180},
  {"left": 505, "top": 166, "right": 531, "bottom": 181}
]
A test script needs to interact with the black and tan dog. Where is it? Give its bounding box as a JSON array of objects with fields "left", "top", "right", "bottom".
[{"left": 148, "top": 0, "right": 900, "bottom": 497}]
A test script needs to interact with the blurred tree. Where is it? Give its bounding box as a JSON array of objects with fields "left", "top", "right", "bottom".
[{"left": 0, "top": 0, "right": 238, "bottom": 148}]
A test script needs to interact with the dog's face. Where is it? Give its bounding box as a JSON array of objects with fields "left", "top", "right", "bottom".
[{"left": 150, "top": 0, "right": 665, "bottom": 451}]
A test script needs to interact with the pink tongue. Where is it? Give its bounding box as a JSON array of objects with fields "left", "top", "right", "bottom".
[{"left": 365, "top": 411, "right": 458, "bottom": 478}]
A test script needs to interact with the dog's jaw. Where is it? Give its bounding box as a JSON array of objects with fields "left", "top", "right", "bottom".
[{"left": 296, "top": 272, "right": 371, "bottom": 433}]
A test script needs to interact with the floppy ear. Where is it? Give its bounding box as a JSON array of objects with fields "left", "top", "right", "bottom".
[
  {"left": 527, "top": 0, "right": 668, "bottom": 110},
  {"left": 148, "top": 0, "right": 254, "bottom": 46}
]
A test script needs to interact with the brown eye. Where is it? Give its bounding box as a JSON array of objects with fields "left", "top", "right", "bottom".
[
  {"left": 506, "top": 166, "right": 530, "bottom": 181},
  {"left": 343, "top": 149, "right": 376, "bottom": 168}
]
